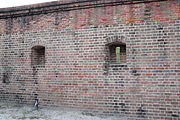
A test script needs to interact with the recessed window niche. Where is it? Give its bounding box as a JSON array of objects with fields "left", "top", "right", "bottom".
[{"left": 31, "top": 45, "right": 45, "bottom": 67}]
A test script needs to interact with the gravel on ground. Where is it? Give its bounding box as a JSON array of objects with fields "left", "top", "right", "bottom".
[{"left": 0, "top": 102, "right": 128, "bottom": 120}]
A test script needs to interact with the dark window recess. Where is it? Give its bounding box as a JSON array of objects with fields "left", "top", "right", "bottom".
[
  {"left": 109, "top": 43, "right": 126, "bottom": 64},
  {"left": 31, "top": 46, "right": 45, "bottom": 67}
]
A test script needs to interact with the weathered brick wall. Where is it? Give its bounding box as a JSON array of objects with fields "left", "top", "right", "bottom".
[{"left": 0, "top": 0, "right": 179, "bottom": 119}]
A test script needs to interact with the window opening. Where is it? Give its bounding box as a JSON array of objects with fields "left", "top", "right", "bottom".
[
  {"left": 31, "top": 46, "right": 45, "bottom": 67},
  {"left": 109, "top": 43, "right": 126, "bottom": 64}
]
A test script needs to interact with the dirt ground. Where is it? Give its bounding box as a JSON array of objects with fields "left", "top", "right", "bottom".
[{"left": 0, "top": 102, "right": 129, "bottom": 120}]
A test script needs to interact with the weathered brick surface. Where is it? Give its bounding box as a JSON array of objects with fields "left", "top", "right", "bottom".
[{"left": 0, "top": 0, "right": 179, "bottom": 119}]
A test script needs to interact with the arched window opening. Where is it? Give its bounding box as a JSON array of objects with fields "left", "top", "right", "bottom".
[{"left": 31, "top": 46, "right": 45, "bottom": 67}]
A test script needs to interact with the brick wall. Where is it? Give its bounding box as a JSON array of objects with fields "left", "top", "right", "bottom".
[{"left": 0, "top": 0, "right": 179, "bottom": 119}]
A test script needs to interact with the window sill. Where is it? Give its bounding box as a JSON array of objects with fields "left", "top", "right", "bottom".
[
  {"left": 109, "top": 63, "right": 127, "bottom": 67},
  {"left": 32, "top": 65, "right": 45, "bottom": 68}
]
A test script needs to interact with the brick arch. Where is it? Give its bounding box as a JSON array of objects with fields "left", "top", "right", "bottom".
[{"left": 105, "top": 36, "right": 126, "bottom": 46}]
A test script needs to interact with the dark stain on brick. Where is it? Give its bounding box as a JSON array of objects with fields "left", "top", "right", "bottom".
[
  {"left": 157, "top": 24, "right": 164, "bottom": 30},
  {"left": 2, "top": 73, "right": 10, "bottom": 84},
  {"left": 137, "top": 106, "right": 146, "bottom": 118},
  {"left": 172, "top": 114, "right": 179, "bottom": 118},
  {"left": 54, "top": 12, "right": 60, "bottom": 26},
  {"left": 5, "top": 18, "right": 13, "bottom": 34},
  {"left": 131, "top": 70, "right": 141, "bottom": 76},
  {"left": 113, "top": 101, "right": 126, "bottom": 113},
  {"left": 19, "top": 53, "right": 24, "bottom": 58}
]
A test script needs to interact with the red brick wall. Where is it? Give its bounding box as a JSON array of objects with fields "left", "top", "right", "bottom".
[
  {"left": 0, "top": 0, "right": 179, "bottom": 33},
  {"left": 0, "top": 0, "right": 179, "bottom": 119}
]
